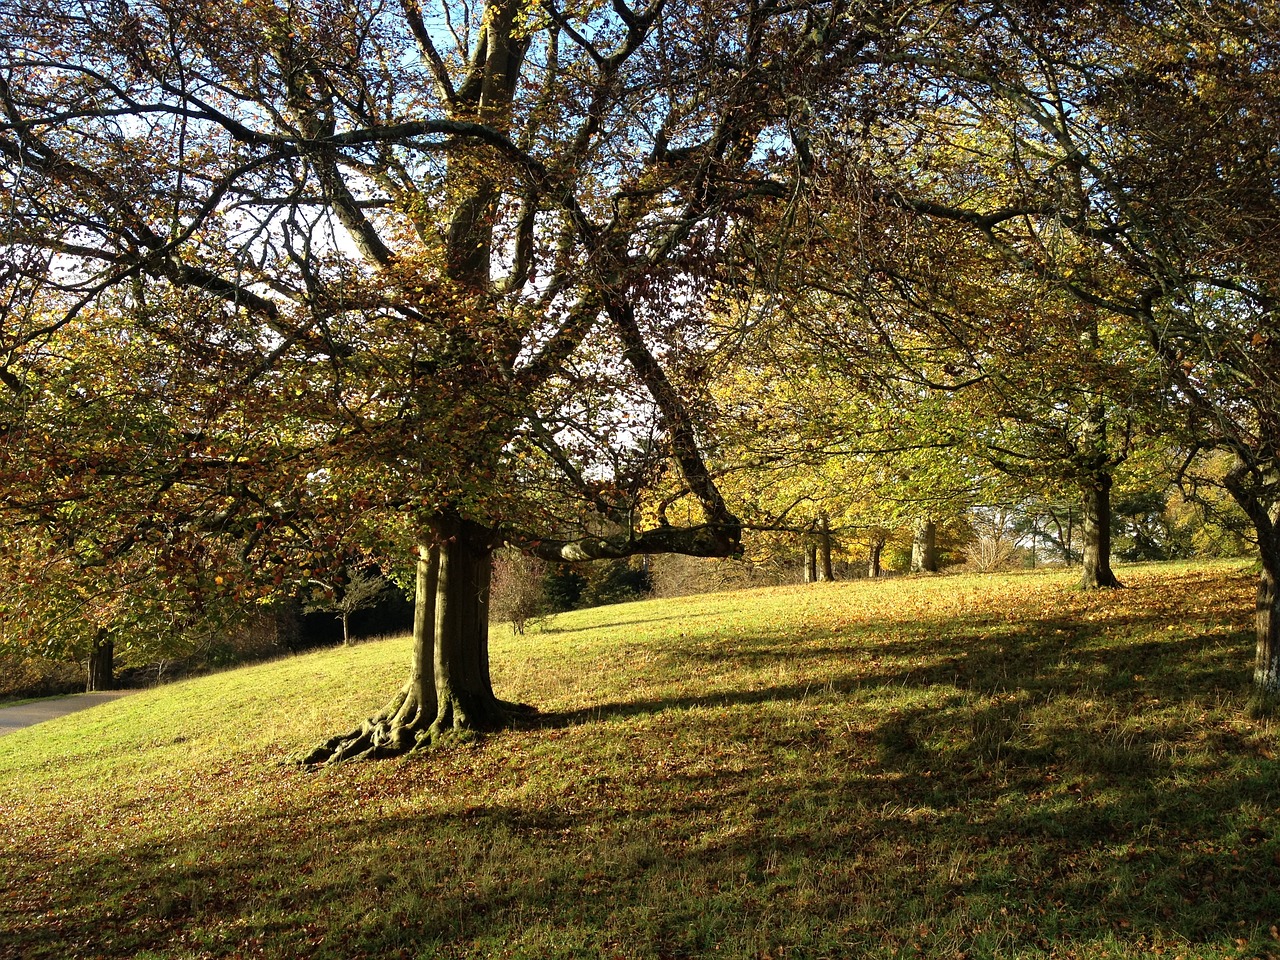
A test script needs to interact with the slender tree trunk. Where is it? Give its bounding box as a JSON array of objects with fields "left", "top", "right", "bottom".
[
  {"left": 868, "top": 535, "right": 885, "bottom": 579},
  {"left": 803, "top": 540, "right": 817, "bottom": 583},
  {"left": 1080, "top": 470, "right": 1122, "bottom": 589},
  {"left": 1078, "top": 395, "right": 1122, "bottom": 588},
  {"left": 1065, "top": 508, "right": 1075, "bottom": 565},
  {"left": 817, "top": 516, "right": 835, "bottom": 582},
  {"left": 86, "top": 629, "right": 113, "bottom": 692},
  {"left": 1043, "top": 508, "right": 1069, "bottom": 564},
  {"left": 1256, "top": 555, "right": 1280, "bottom": 695},
  {"left": 1055, "top": 510, "right": 1069, "bottom": 565},
  {"left": 341, "top": 612, "right": 351, "bottom": 646},
  {"left": 910, "top": 519, "right": 937, "bottom": 573}
]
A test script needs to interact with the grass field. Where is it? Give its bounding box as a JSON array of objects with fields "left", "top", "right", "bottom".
[{"left": 2, "top": 561, "right": 1278, "bottom": 959}]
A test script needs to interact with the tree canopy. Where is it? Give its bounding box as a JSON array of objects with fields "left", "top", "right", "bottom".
[{"left": 1, "top": 0, "right": 943, "bottom": 757}]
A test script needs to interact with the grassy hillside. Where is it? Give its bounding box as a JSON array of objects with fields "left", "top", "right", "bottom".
[{"left": 2, "top": 561, "right": 1278, "bottom": 959}]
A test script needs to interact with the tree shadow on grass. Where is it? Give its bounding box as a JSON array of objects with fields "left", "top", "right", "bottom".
[
  {"left": 6, "top": 697, "right": 1277, "bottom": 960},
  {"left": 529, "top": 615, "right": 1254, "bottom": 730},
  {"left": 4, "top": 584, "right": 1275, "bottom": 959},
  {"left": 539, "top": 612, "right": 704, "bottom": 635}
]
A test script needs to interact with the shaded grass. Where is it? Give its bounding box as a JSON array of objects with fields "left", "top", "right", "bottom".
[{"left": 2, "top": 561, "right": 1279, "bottom": 959}]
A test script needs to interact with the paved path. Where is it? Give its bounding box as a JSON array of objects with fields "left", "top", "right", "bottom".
[{"left": 0, "top": 691, "right": 135, "bottom": 736}]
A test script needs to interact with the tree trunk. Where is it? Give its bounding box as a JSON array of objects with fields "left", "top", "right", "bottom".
[
  {"left": 1066, "top": 508, "right": 1075, "bottom": 564},
  {"left": 1249, "top": 504, "right": 1280, "bottom": 698},
  {"left": 272, "top": 596, "right": 303, "bottom": 653},
  {"left": 1256, "top": 558, "right": 1280, "bottom": 695},
  {"left": 341, "top": 612, "right": 351, "bottom": 646},
  {"left": 1221, "top": 462, "right": 1280, "bottom": 702},
  {"left": 817, "top": 516, "right": 835, "bottom": 582},
  {"left": 301, "top": 513, "right": 527, "bottom": 765},
  {"left": 910, "top": 519, "right": 937, "bottom": 573},
  {"left": 1080, "top": 470, "right": 1122, "bottom": 589},
  {"left": 868, "top": 535, "right": 885, "bottom": 579},
  {"left": 1078, "top": 395, "right": 1122, "bottom": 589},
  {"left": 301, "top": 539, "right": 440, "bottom": 765},
  {"left": 427, "top": 515, "right": 506, "bottom": 734},
  {"left": 86, "top": 629, "right": 113, "bottom": 692},
  {"left": 803, "top": 540, "right": 817, "bottom": 583}
]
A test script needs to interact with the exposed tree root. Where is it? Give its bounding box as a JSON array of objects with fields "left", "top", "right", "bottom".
[
  {"left": 299, "top": 683, "right": 428, "bottom": 766},
  {"left": 1081, "top": 570, "right": 1124, "bottom": 590},
  {"left": 299, "top": 520, "right": 543, "bottom": 769},
  {"left": 299, "top": 691, "right": 538, "bottom": 768}
]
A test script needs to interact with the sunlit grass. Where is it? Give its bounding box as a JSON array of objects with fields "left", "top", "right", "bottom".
[{"left": 2, "top": 560, "right": 1278, "bottom": 959}]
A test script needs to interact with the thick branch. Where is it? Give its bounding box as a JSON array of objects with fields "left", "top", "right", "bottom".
[
  {"left": 511, "top": 522, "right": 738, "bottom": 561},
  {"left": 608, "top": 298, "right": 739, "bottom": 546}
]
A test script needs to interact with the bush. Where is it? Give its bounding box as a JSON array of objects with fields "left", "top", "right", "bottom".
[
  {"left": 963, "top": 509, "right": 1021, "bottom": 573},
  {"left": 0, "top": 655, "right": 84, "bottom": 701},
  {"left": 650, "top": 554, "right": 791, "bottom": 598},
  {"left": 578, "top": 558, "right": 652, "bottom": 607},
  {"left": 544, "top": 564, "right": 586, "bottom": 612},
  {"left": 490, "top": 551, "right": 553, "bottom": 634}
]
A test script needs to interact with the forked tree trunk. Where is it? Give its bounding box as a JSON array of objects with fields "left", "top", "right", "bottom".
[
  {"left": 817, "top": 516, "right": 835, "bottom": 582},
  {"left": 1080, "top": 470, "right": 1122, "bottom": 589},
  {"left": 868, "top": 535, "right": 885, "bottom": 579},
  {"left": 302, "top": 517, "right": 521, "bottom": 766},
  {"left": 86, "top": 629, "right": 113, "bottom": 692},
  {"left": 1045, "top": 507, "right": 1076, "bottom": 565},
  {"left": 301, "top": 539, "right": 439, "bottom": 765},
  {"left": 803, "top": 540, "right": 817, "bottom": 583},
  {"left": 910, "top": 519, "right": 937, "bottom": 573}
]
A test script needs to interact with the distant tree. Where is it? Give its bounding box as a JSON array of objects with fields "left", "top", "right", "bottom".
[
  {"left": 305, "top": 565, "right": 397, "bottom": 646},
  {"left": 705, "top": 308, "right": 976, "bottom": 584},
  {"left": 0, "top": 520, "right": 243, "bottom": 692},
  {"left": 909, "top": 518, "right": 937, "bottom": 574},
  {"left": 743, "top": 1, "right": 1279, "bottom": 685},
  {"left": 963, "top": 508, "right": 1021, "bottom": 575},
  {"left": 578, "top": 559, "right": 653, "bottom": 608},
  {"left": 875, "top": 1, "right": 1280, "bottom": 692}
]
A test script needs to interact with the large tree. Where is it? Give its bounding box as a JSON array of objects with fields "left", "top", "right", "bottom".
[
  {"left": 777, "top": 69, "right": 1170, "bottom": 588},
  {"left": 0, "top": 0, "right": 923, "bottom": 759},
  {"left": 741, "top": 187, "right": 1147, "bottom": 588}
]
